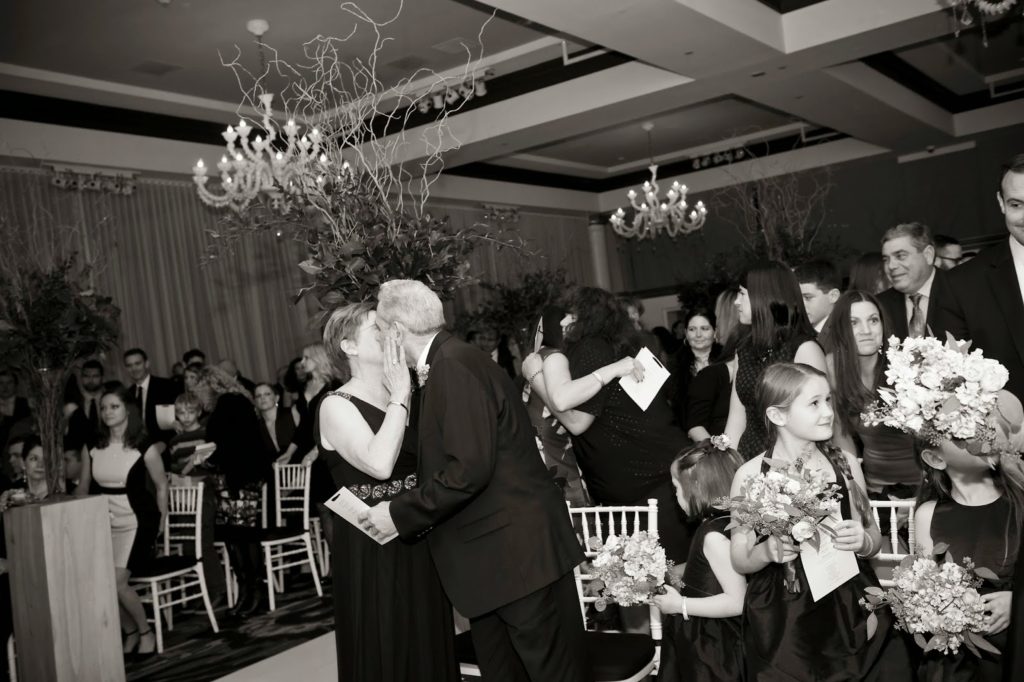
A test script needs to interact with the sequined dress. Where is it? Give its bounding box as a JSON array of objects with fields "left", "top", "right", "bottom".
[
  {"left": 317, "top": 391, "right": 457, "bottom": 682},
  {"left": 735, "top": 334, "right": 815, "bottom": 460}
]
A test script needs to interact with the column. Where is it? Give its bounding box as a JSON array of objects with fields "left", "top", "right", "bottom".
[{"left": 587, "top": 216, "right": 612, "bottom": 290}]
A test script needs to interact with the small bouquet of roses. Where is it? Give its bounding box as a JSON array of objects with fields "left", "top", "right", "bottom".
[
  {"left": 716, "top": 457, "right": 844, "bottom": 592},
  {"left": 588, "top": 531, "right": 671, "bottom": 610},
  {"left": 860, "top": 544, "right": 1000, "bottom": 657}
]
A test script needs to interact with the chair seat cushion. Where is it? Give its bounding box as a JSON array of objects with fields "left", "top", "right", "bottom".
[
  {"left": 257, "top": 526, "right": 307, "bottom": 542},
  {"left": 132, "top": 554, "right": 198, "bottom": 578},
  {"left": 454, "top": 630, "right": 654, "bottom": 681}
]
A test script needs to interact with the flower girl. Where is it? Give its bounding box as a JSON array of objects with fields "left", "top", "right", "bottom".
[
  {"left": 864, "top": 335, "right": 1024, "bottom": 681},
  {"left": 652, "top": 437, "right": 745, "bottom": 682},
  {"left": 728, "top": 362, "right": 908, "bottom": 680}
]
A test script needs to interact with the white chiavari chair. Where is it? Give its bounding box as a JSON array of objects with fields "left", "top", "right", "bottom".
[
  {"left": 260, "top": 463, "right": 323, "bottom": 611},
  {"left": 869, "top": 498, "right": 917, "bottom": 588}
]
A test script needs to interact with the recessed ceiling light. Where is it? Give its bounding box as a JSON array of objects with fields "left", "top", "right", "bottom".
[{"left": 751, "top": 71, "right": 766, "bottom": 78}]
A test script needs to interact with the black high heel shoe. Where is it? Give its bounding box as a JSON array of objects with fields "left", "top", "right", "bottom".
[
  {"left": 134, "top": 629, "right": 157, "bottom": 660},
  {"left": 123, "top": 628, "right": 140, "bottom": 656}
]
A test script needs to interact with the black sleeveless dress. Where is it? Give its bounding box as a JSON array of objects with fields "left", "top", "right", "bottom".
[
  {"left": 744, "top": 452, "right": 909, "bottom": 681},
  {"left": 317, "top": 392, "right": 458, "bottom": 682},
  {"left": 657, "top": 515, "right": 743, "bottom": 682},
  {"left": 921, "top": 496, "right": 1016, "bottom": 682},
  {"left": 735, "top": 335, "right": 815, "bottom": 460}
]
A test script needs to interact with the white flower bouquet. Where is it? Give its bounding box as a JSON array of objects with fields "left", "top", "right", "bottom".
[
  {"left": 716, "top": 457, "right": 844, "bottom": 592},
  {"left": 860, "top": 544, "right": 1000, "bottom": 657},
  {"left": 862, "top": 334, "right": 1009, "bottom": 454},
  {"left": 588, "top": 531, "right": 670, "bottom": 610}
]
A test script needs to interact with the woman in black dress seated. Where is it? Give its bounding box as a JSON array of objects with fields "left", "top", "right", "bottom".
[
  {"left": 254, "top": 382, "right": 297, "bottom": 464},
  {"left": 192, "top": 367, "right": 272, "bottom": 618},
  {"left": 523, "top": 286, "right": 691, "bottom": 564},
  {"left": 317, "top": 302, "right": 458, "bottom": 682}
]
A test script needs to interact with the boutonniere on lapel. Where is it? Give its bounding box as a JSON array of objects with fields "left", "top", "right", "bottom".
[{"left": 416, "top": 364, "right": 430, "bottom": 388}]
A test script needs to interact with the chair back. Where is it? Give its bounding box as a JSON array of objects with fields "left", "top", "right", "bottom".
[
  {"left": 567, "top": 499, "right": 662, "bottom": 640},
  {"left": 274, "top": 463, "right": 311, "bottom": 530},
  {"left": 869, "top": 498, "right": 916, "bottom": 587},
  {"left": 164, "top": 481, "right": 204, "bottom": 559}
]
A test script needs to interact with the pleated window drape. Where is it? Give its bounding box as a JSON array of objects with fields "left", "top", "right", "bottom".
[{"left": 0, "top": 162, "right": 595, "bottom": 384}]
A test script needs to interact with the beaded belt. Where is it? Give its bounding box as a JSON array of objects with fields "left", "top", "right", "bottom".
[{"left": 348, "top": 474, "right": 418, "bottom": 501}]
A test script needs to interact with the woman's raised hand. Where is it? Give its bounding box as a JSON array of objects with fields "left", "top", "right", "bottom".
[
  {"left": 383, "top": 328, "right": 411, "bottom": 404},
  {"left": 612, "top": 356, "right": 645, "bottom": 382}
]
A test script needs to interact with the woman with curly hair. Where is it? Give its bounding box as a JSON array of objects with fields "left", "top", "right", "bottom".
[{"left": 522, "top": 286, "right": 691, "bottom": 564}]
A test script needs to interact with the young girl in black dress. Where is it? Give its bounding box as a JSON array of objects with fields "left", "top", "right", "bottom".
[
  {"left": 652, "top": 438, "right": 746, "bottom": 682},
  {"left": 729, "top": 362, "right": 908, "bottom": 681},
  {"left": 913, "top": 392, "right": 1024, "bottom": 682}
]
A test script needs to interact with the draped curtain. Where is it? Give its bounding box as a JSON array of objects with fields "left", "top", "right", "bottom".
[{"left": 0, "top": 161, "right": 594, "bottom": 384}]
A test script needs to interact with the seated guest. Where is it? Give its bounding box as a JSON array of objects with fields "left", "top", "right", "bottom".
[
  {"left": 933, "top": 234, "right": 963, "bottom": 270},
  {"left": 0, "top": 369, "right": 31, "bottom": 455},
  {"left": 63, "top": 447, "right": 84, "bottom": 493},
  {"left": 182, "top": 348, "right": 206, "bottom": 368},
  {"left": 217, "top": 359, "right": 256, "bottom": 394},
  {"left": 166, "top": 393, "right": 209, "bottom": 475},
  {"left": 672, "top": 306, "right": 721, "bottom": 429},
  {"left": 254, "top": 382, "right": 297, "bottom": 464},
  {"left": 2, "top": 435, "right": 27, "bottom": 489},
  {"left": 878, "top": 223, "right": 951, "bottom": 339},
  {"left": 826, "top": 291, "right": 918, "bottom": 498},
  {"left": 794, "top": 259, "right": 841, "bottom": 351},
  {"left": 76, "top": 386, "right": 167, "bottom": 658},
  {"left": 848, "top": 251, "right": 888, "bottom": 294},
  {"left": 123, "top": 348, "right": 180, "bottom": 443},
  {"left": 282, "top": 356, "right": 308, "bottom": 410},
  {"left": 170, "top": 362, "right": 185, "bottom": 394}
]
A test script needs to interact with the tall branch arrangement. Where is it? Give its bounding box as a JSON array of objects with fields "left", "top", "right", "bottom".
[
  {"left": 0, "top": 210, "right": 119, "bottom": 494},
  {"left": 713, "top": 145, "right": 839, "bottom": 267},
  {"left": 205, "top": 1, "right": 521, "bottom": 309}
]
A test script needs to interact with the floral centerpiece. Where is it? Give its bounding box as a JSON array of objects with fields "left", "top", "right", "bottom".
[
  {"left": 716, "top": 456, "right": 844, "bottom": 592},
  {"left": 861, "top": 334, "right": 1010, "bottom": 455},
  {"left": 860, "top": 544, "right": 1001, "bottom": 657},
  {"left": 588, "top": 531, "right": 671, "bottom": 610}
]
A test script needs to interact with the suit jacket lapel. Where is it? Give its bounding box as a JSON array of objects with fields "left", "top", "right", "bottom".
[
  {"left": 988, "top": 243, "right": 1024, "bottom": 365},
  {"left": 426, "top": 330, "right": 452, "bottom": 366}
]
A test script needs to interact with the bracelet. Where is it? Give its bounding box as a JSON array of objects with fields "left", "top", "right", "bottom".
[
  {"left": 857, "top": 533, "right": 875, "bottom": 558},
  {"left": 527, "top": 369, "right": 543, "bottom": 384},
  {"left": 387, "top": 401, "right": 408, "bottom": 412},
  {"left": 591, "top": 370, "right": 605, "bottom": 386},
  {"left": 681, "top": 596, "right": 689, "bottom": 621}
]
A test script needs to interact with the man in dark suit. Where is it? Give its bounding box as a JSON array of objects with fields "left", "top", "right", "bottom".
[
  {"left": 936, "top": 155, "right": 1024, "bottom": 401},
  {"left": 0, "top": 368, "right": 31, "bottom": 453},
  {"left": 877, "top": 222, "right": 950, "bottom": 340},
  {"left": 362, "top": 279, "right": 589, "bottom": 682},
  {"left": 123, "top": 348, "right": 180, "bottom": 442},
  {"left": 65, "top": 359, "right": 106, "bottom": 450},
  {"left": 795, "top": 259, "right": 841, "bottom": 353}
]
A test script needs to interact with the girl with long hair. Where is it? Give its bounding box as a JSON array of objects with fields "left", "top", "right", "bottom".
[
  {"left": 826, "top": 291, "right": 919, "bottom": 496},
  {"left": 729, "top": 363, "right": 907, "bottom": 681},
  {"left": 913, "top": 393, "right": 1024, "bottom": 682},
  {"left": 725, "top": 261, "right": 826, "bottom": 459},
  {"left": 652, "top": 439, "right": 746, "bottom": 681},
  {"left": 77, "top": 385, "right": 168, "bottom": 658}
]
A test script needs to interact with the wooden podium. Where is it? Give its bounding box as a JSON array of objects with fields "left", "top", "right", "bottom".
[{"left": 4, "top": 495, "right": 124, "bottom": 682}]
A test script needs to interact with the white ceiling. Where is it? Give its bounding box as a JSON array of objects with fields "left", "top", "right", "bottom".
[{"left": 2, "top": 0, "right": 1023, "bottom": 188}]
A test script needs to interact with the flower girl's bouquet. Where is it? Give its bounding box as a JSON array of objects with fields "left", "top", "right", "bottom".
[
  {"left": 589, "top": 531, "right": 671, "bottom": 610},
  {"left": 860, "top": 544, "right": 1000, "bottom": 658},
  {"left": 862, "top": 334, "right": 1010, "bottom": 454},
  {"left": 716, "top": 457, "right": 844, "bottom": 592}
]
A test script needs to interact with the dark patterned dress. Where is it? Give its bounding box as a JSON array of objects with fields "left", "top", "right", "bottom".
[
  {"left": 318, "top": 391, "right": 458, "bottom": 682},
  {"left": 735, "top": 334, "right": 815, "bottom": 460}
]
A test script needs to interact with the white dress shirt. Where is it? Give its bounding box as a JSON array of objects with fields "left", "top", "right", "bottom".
[
  {"left": 814, "top": 316, "right": 829, "bottom": 334},
  {"left": 417, "top": 333, "right": 441, "bottom": 372},
  {"left": 904, "top": 268, "right": 936, "bottom": 327},
  {"left": 1010, "top": 236, "right": 1024, "bottom": 307}
]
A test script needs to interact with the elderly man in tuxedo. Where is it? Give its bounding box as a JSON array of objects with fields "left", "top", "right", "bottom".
[
  {"left": 360, "top": 279, "right": 589, "bottom": 682},
  {"left": 877, "top": 222, "right": 951, "bottom": 340},
  {"left": 123, "top": 348, "right": 180, "bottom": 442}
]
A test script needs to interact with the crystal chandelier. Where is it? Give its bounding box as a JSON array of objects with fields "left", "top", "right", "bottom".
[
  {"left": 192, "top": 92, "right": 353, "bottom": 212},
  {"left": 946, "top": 0, "right": 1021, "bottom": 45},
  {"left": 610, "top": 123, "right": 707, "bottom": 240}
]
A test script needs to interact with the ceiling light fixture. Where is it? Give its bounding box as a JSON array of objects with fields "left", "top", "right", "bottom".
[
  {"left": 609, "top": 122, "right": 707, "bottom": 240},
  {"left": 946, "top": 0, "right": 1021, "bottom": 46}
]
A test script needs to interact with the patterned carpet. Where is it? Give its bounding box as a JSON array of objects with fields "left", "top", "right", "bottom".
[{"left": 126, "top": 579, "right": 334, "bottom": 682}]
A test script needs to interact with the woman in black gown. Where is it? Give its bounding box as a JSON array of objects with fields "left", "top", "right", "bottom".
[
  {"left": 724, "top": 261, "right": 826, "bottom": 460},
  {"left": 317, "top": 302, "right": 457, "bottom": 682}
]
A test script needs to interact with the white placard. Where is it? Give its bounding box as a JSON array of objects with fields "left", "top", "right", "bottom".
[
  {"left": 799, "top": 515, "right": 860, "bottom": 602},
  {"left": 324, "top": 486, "right": 395, "bottom": 545},
  {"left": 617, "top": 346, "right": 670, "bottom": 411},
  {"left": 155, "top": 404, "right": 177, "bottom": 430}
]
